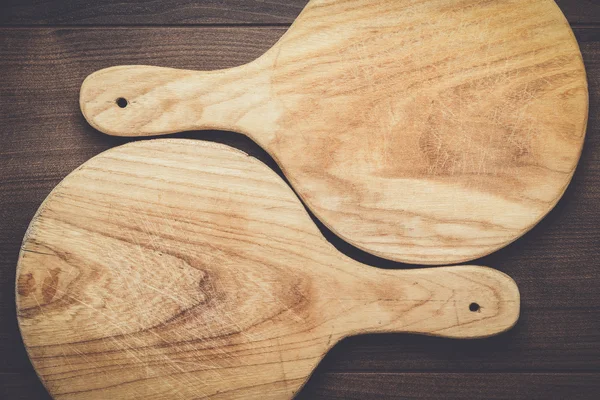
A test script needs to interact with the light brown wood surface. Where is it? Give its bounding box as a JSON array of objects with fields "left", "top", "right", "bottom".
[
  {"left": 79, "top": 0, "right": 588, "bottom": 265},
  {"left": 16, "top": 140, "right": 520, "bottom": 400}
]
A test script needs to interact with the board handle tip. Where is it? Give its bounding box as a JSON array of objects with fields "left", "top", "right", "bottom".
[
  {"left": 79, "top": 65, "right": 201, "bottom": 137},
  {"left": 362, "top": 266, "right": 521, "bottom": 340},
  {"left": 432, "top": 266, "right": 521, "bottom": 339}
]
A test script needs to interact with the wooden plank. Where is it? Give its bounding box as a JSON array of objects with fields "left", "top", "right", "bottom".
[
  {"left": 0, "top": 25, "right": 599, "bottom": 377},
  {"left": 0, "top": 373, "right": 49, "bottom": 400},
  {"left": 0, "top": 0, "right": 308, "bottom": 25},
  {"left": 2, "top": 372, "right": 599, "bottom": 400},
  {"left": 555, "top": 0, "right": 600, "bottom": 25},
  {"left": 297, "top": 372, "right": 600, "bottom": 399},
  {"left": 0, "top": 0, "right": 599, "bottom": 26}
]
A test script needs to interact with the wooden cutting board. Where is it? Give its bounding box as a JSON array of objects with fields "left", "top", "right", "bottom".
[
  {"left": 79, "top": 0, "right": 588, "bottom": 265},
  {"left": 17, "top": 140, "right": 520, "bottom": 400}
]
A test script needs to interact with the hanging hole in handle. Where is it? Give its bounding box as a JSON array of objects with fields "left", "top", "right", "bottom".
[
  {"left": 116, "top": 98, "right": 128, "bottom": 108},
  {"left": 469, "top": 302, "right": 480, "bottom": 312}
]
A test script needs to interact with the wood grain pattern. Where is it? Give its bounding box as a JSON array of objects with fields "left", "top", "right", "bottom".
[
  {"left": 1, "top": 23, "right": 599, "bottom": 400},
  {"left": 80, "top": 0, "right": 588, "bottom": 265},
  {"left": 16, "top": 140, "right": 519, "bottom": 399},
  {"left": 1, "top": 0, "right": 600, "bottom": 25}
]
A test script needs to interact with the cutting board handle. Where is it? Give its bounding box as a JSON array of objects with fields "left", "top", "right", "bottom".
[
  {"left": 79, "top": 63, "right": 272, "bottom": 138},
  {"left": 347, "top": 265, "right": 520, "bottom": 339}
]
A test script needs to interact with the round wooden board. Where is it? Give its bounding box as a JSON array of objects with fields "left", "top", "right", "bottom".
[
  {"left": 80, "top": 0, "right": 588, "bottom": 264},
  {"left": 17, "top": 140, "right": 519, "bottom": 400}
]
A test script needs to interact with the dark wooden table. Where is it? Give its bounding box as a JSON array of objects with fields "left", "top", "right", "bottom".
[{"left": 1, "top": 1, "right": 599, "bottom": 399}]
